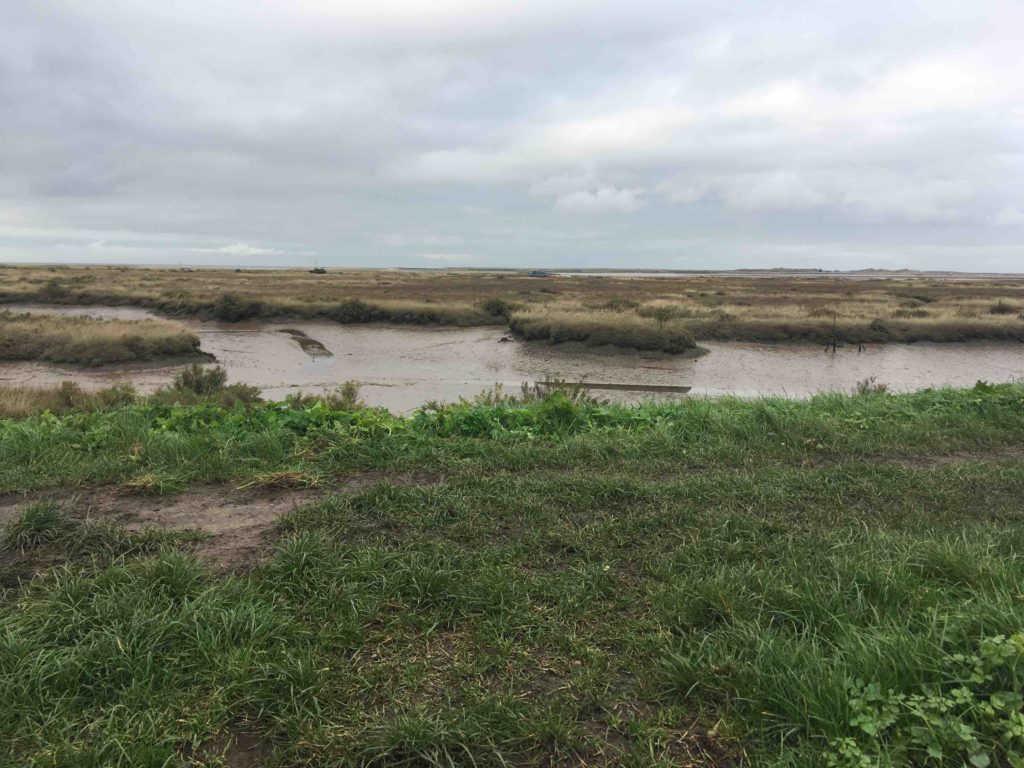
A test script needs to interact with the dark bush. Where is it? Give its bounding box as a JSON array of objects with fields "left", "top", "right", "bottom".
[
  {"left": 989, "top": 300, "right": 1018, "bottom": 315},
  {"left": 869, "top": 318, "right": 890, "bottom": 335},
  {"left": 329, "top": 299, "right": 377, "bottom": 323},
  {"left": 171, "top": 364, "right": 227, "bottom": 395},
  {"left": 638, "top": 306, "right": 679, "bottom": 327},
  {"left": 478, "top": 297, "right": 516, "bottom": 319},
  {"left": 213, "top": 293, "right": 263, "bottom": 322}
]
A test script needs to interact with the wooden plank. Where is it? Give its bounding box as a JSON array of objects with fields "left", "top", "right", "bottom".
[{"left": 533, "top": 381, "right": 692, "bottom": 394}]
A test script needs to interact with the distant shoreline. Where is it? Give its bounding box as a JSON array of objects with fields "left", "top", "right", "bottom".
[{"left": 2, "top": 262, "right": 1024, "bottom": 279}]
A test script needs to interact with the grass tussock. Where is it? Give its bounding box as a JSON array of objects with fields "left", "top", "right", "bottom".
[
  {"left": 0, "top": 310, "right": 202, "bottom": 366},
  {"left": 1, "top": 501, "right": 204, "bottom": 558},
  {"left": 285, "top": 380, "right": 364, "bottom": 411},
  {"left": 0, "top": 365, "right": 262, "bottom": 418},
  {"left": 0, "top": 381, "right": 137, "bottom": 419}
]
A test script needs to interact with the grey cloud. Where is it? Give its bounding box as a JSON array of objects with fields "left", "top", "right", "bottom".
[{"left": 0, "top": 1, "right": 1022, "bottom": 270}]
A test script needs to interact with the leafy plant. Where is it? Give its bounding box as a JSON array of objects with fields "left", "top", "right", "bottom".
[{"left": 827, "top": 634, "right": 1024, "bottom": 767}]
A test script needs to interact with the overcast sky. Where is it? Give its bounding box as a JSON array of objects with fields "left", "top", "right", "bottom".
[{"left": 2, "top": 1, "right": 1023, "bottom": 271}]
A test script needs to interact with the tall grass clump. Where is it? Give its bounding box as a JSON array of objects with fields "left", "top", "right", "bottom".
[
  {"left": 0, "top": 310, "right": 202, "bottom": 365},
  {"left": 0, "top": 502, "right": 70, "bottom": 551},
  {"left": 477, "top": 297, "right": 518, "bottom": 320},
  {"left": 285, "top": 380, "right": 364, "bottom": 410},
  {"left": 0, "top": 381, "right": 137, "bottom": 418},
  {"left": 151, "top": 364, "right": 261, "bottom": 407}
]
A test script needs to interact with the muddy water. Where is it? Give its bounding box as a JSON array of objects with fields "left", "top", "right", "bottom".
[{"left": 3, "top": 304, "right": 1023, "bottom": 412}]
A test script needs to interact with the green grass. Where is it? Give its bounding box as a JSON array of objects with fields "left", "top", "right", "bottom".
[
  {"left": 2, "top": 386, "right": 1024, "bottom": 765},
  {"left": 1, "top": 383, "right": 1022, "bottom": 492}
]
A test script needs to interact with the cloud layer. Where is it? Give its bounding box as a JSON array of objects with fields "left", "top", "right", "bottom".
[{"left": 1, "top": 1, "right": 1022, "bottom": 270}]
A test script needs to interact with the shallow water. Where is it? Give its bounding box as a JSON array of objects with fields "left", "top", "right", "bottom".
[{"left": 3, "top": 304, "right": 1023, "bottom": 412}]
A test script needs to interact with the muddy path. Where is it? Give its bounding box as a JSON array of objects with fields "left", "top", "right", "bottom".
[{"left": 5, "top": 445, "right": 1023, "bottom": 572}]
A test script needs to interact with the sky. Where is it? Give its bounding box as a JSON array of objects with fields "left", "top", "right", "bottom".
[{"left": 2, "top": 1, "right": 1023, "bottom": 271}]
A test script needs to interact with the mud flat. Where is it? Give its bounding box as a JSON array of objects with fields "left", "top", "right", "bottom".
[{"left": 2, "top": 304, "right": 1023, "bottom": 411}]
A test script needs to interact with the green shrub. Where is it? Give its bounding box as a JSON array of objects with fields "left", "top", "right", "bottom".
[
  {"left": 478, "top": 297, "right": 516, "bottom": 320},
  {"left": 638, "top": 305, "right": 680, "bottom": 327},
  {"left": 329, "top": 299, "right": 377, "bottom": 323},
  {"left": 170, "top": 364, "right": 227, "bottom": 395},
  {"left": 212, "top": 293, "right": 263, "bottom": 321}
]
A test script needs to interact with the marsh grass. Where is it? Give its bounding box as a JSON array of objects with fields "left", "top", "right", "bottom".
[
  {"left": 510, "top": 308, "right": 699, "bottom": 352},
  {"left": 0, "top": 381, "right": 137, "bottom": 419},
  {"left": 989, "top": 300, "right": 1019, "bottom": 315},
  {"left": 0, "top": 365, "right": 260, "bottom": 418},
  {"left": 0, "top": 310, "right": 202, "bottom": 365},
  {"left": 4, "top": 265, "right": 1024, "bottom": 351}
]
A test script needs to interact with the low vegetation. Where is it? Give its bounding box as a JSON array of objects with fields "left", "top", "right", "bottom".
[
  {"left": 2, "top": 382, "right": 1024, "bottom": 764},
  {"left": 0, "top": 310, "right": 202, "bottom": 366},
  {"left": 0, "top": 381, "right": 138, "bottom": 419},
  {"left": 0, "top": 366, "right": 365, "bottom": 419},
  {"left": 510, "top": 308, "right": 700, "bottom": 353},
  {"left": 2, "top": 264, "right": 1023, "bottom": 352}
]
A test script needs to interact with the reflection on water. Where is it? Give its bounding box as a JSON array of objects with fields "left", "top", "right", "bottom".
[{"left": 2, "top": 304, "right": 1023, "bottom": 412}]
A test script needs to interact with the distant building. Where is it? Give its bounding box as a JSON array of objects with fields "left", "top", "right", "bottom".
[{"left": 528, "top": 270, "right": 551, "bottom": 277}]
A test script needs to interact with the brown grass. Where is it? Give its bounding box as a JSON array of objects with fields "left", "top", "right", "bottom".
[
  {"left": 0, "top": 365, "right": 263, "bottom": 419},
  {"left": 510, "top": 308, "right": 699, "bottom": 352},
  {"left": 0, "top": 310, "right": 202, "bottom": 365},
  {"left": 0, "top": 381, "right": 137, "bottom": 419},
  {"left": 2, "top": 264, "right": 1023, "bottom": 350}
]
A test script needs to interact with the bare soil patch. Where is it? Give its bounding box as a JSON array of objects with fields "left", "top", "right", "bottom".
[
  {"left": 181, "top": 724, "right": 271, "bottom": 768},
  {"left": 0, "top": 472, "right": 439, "bottom": 568}
]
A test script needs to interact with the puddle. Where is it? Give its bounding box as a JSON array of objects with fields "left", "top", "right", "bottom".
[{"left": 2, "top": 304, "right": 1023, "bottom": 412}]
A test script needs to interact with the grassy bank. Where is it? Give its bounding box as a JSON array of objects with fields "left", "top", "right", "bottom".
[
  {"left": 0, "top": 310, "right": 203, "bottom": 366},
  {"left": 2, "top": 264, "right": 1023, "bottom": 351},
  {"left": 2, "top": 385, "right": 1024, "bottom": 765},
  {"left": 510, "top": 308, "right": 699, "bottom": 353}
]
